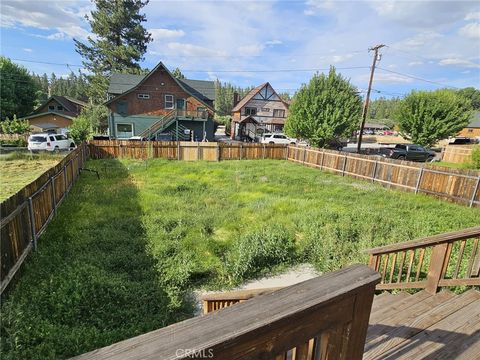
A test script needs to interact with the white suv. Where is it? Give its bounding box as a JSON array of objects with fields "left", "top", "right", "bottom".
[
  {"left": 260, "top": 133, "right": 296, "bottom": 145},
  {"left": 28, "top": 133, "right": 76, "bottom": 152}
]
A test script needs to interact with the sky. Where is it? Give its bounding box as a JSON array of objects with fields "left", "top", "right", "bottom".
[{"left": 1, "top": 0, "right": 479, "bottom": 99}]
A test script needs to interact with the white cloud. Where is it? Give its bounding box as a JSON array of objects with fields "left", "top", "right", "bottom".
[
  {"left": 23, "top": 48, "right": 32, "bottom": 52},
  {"left": 150, "top": 28, "right": 185, "bottom": 40},
  {"left": 265, "top": 40, "right": 282, "bottom": 46},
  {"left": 465, "top": 12, "right": 480, "bottom": 21},
  {"left": 401, "top": 31, "right": 443, "bottom": 48},
  {"left": 459, "top": 23, "right": 480, "bottom": 39},
  {"left": 165, "top": 42, "right": 227, "bottom": 57},
  {"left": 439, "top": 58, "right": 480, "bottom": 68},
  {"left": 408, "top": 61, "right": 424, "bottom": 66},
  {"left": 1, "top": 0, "right": 91, "bottom": 40},
  {"left": 238, "top": 44, "right": 265, "bottom": 56},
  {"left": 331, "top": 54, "right": 354, "bottom": 63}
]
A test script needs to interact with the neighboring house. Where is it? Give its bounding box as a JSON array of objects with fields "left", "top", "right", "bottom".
[
  {"left": 106, "top": 62, "right": 216, "bottom": 141},
  {"left": 363, "top": 123, "right": 391, "bottom": 133},
  {"left": 230, "top": 83, "right": 289, "bottom": 141},
  {"left": 457, "top": 112, "right": 480, "bottom": 138},
  {"left": 21, "top": 96, "right": 86, "bottom": 134}
]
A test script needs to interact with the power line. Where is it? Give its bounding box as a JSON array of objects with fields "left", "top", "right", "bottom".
[{"left": 376, "top": 67, "right": 460, "bottom": 89}]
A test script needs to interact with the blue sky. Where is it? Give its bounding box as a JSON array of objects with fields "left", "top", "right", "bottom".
[{"left": 1, "top": 0, "right": 479, "bottom": 99}]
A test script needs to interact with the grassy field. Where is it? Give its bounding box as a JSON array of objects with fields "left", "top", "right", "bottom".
[
  {"left": 1, "top": 159, "right": 479, "bottom": 359},
  {"left": 0, "top": 152, "right": 64, "bottom": 201}
]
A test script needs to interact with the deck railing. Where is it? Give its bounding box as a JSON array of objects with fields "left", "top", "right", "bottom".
[
  {"left": 366, "top": 226, "right": 480, "bottom": 294},
  {"left": 74, "top": 265, "right": 380, "bottom": 360}
]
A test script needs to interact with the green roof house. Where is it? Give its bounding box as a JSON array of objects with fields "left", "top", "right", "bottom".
[{"left": 106, "top": 62, "right": 216, "bottom": 141}]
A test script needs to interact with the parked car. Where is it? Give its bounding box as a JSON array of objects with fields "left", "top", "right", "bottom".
[
  {"left": 379, "top": 144, "right": 436, "bottom": 162},
  {"left": 326, "top": 138, "right": 348, "bottom": 151},
  {"left": 261, "top": 133, "right": 296, "bottom": 144},
  {"left": 28, "top": 133, "right": 75, "bottom": 152},
  {"left": 448, "top": 137, "right": 476, "bottom": 145}
]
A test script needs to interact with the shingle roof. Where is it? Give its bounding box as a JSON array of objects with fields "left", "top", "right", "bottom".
[
  {"left": 108, "top": 73, "right": 145, "bottom": 95},
  {"left": 107, "top": 73, "right": 215, "bottom": 101}
]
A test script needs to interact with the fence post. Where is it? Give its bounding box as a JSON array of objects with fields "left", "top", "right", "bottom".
[
  {"left": 372, "top": 160, "right": 378, "bottom": 183},
  {"left": 263, "top": 144, "right": 266, "bottom": 159},
  {"left": 425, "top": 243, "right": 449, "bottom": 294},
  {"left": 320, "top": 150, "right": 325, "bottom": 170},
  {"left": 240, "top": 144, "right": 243, "bottom": 160},
  {"left": 470, "top": 176, "right": 480, "bottom": 208},
  {"left": 216, "top": 143, "right": 221, "bottom": 162},
  {"left": 28, "top": 197, "right": 37, "bottom": 250},
  {"left": 303, "top": 148, "right": 307, "bottom": 164},
  {"left": 197, "top": 142, "right": 201, "bottom": 161},
  {"left": 51, "top": 177, "right": 57, "bottom": 215},
  {"left": 285, "top": 145, "right": 289, "bottom": 160},
  {"left": 342, "top": 155, "right": 348, "bottom": 176},
  {"left": 63, "top": 165, "right": 68, "bottom": 193},
  {"left": 415, "top": 167, "right": 424, "bottom": 194},
  {"left": 177, "top": 142, "right": 181, "bottom": 161}
]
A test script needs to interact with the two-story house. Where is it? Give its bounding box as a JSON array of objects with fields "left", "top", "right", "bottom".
[
  {"left": 21, "top": 96, "right": 86, "bottom": 134},
  {"left": 230, "top": 83, "right": 289, "bottom": 141},
  {"left": 106, "top": 62, "right": 216, "bottom": 141}
]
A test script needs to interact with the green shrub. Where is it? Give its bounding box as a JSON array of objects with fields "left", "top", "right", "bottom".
[
  {"left": 0, "top": 115, "right": 30, "bottom": 134},
  {"left": 471, "top": 147, "right": 480, "bottom": 169},
  {"left": 0, "top": 138, "right": 27, "bottom": 147},
  {"left": 225, "top": 226, "right": 297, "bottom": 284}
]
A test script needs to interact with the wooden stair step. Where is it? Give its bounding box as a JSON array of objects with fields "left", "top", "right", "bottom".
[
  {"left": 367, "top": 290, "right": 453, "bottom": 340},
  {"left": 384, "top": 291, "right": 480, "bottom": 359},
  {"left": 369, "top": 290, "right": 432, "bottom": 324},
  {"left": 371, "top": 292, "right": 409, "bottom": 313},
  {"left": 364, "top": 289, "right": 480, "bottom": 359}
]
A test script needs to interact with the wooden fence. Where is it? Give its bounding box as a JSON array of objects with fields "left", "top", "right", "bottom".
[
  {"left": 0, "top": 143, "right": 88, "bottom": 294},
  {"left": 288, "top": 146, "right": 480, "bottom": 207},
  {"left": 88, "top": 140, "right": 288, "bottom": 161},
  {"left": 442, "top": 145, "right": 479, "bottom": 164}
]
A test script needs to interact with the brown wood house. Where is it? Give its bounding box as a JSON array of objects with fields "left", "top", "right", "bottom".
[
  {"left": 106, "top": 62, "right": 216, "bottom": 141},
  {"left": 230, "top": 83, "right": 289, "bottom": 141},
  {"left": 21, "top": 96, "right": 86, "bottom": 134}
]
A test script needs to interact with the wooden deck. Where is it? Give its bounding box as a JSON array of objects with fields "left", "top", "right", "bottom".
[{"left": 365, "top": 289, "right": 480, "bottom": 359}]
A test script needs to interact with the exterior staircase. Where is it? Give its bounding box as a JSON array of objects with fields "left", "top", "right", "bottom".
[{"left": 138, "top": 109, "right": 177, "bottom": 139}]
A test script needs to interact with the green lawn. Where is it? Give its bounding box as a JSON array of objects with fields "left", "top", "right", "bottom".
[
  {"left": 1, "top": 159, "right": 479, "bottom": 359},
  {"left": 0, "top": 152, "right": 63, "bottom": 201}
]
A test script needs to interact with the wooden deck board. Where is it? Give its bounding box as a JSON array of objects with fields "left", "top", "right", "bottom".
[{"left": 365, "top": 290, "right": 480, "bottom": 359}]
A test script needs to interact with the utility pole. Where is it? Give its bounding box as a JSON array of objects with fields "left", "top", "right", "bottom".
[{"left": 357, "top": 44, "right": 385, "bottom": 153}]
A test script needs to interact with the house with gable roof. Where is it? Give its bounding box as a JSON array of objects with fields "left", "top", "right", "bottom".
[
  {"left": 230, "top": 82, "right": 289, "bottom": 141},
  {"left": 106, "top": 62, "right": 216, "bottom": 141},
  {"left": 21, "top": 95, "right": 86, "bottom": 134}
]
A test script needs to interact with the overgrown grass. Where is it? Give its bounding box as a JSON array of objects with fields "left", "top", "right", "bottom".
[
  {"left": 0, "top": 152, "right": 64, "bottom": 200},
  {"left": 1, "top": 159, "right": 479, "bottom": 358}
]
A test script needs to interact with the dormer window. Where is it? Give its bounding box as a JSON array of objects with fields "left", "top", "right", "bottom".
[
  {"left": 137, "top": 93, "right": 150, "bottom": 100},
  {"left": 48, "top": 105, "right": 55, "bottom": 111},
  {"left": 57, "top": 105, "right": 63, "bottom": 111}
]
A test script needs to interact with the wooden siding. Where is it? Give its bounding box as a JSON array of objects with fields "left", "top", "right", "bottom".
[
  {"left": 458, "top": 127, "right": 480, "bottom": 138},
  {"left": 108, "top": 67, "right": 213, "bottom": 117},
  {"left": 28, "top": 113, "right": 73, "bottom": 129}
]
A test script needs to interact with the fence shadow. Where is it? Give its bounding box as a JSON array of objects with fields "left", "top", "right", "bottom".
[{"left": 0, "top": 158, "right": 193, "bottom": 359}]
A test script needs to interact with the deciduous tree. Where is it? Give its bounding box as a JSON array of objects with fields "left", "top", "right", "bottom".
[
  {"left": 395, "top": 89, "right": 472, "bottom": 147},
  {"left": 284, "top": 67, "right": 362, "bottom": 147}
]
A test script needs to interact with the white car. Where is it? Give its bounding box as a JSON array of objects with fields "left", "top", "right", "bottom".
[
  {"left": 28, "top": 133, "right": 76, "bottom": 152},
  {"left": 260, "top": 133, "right": 296, "bottom": 145}
]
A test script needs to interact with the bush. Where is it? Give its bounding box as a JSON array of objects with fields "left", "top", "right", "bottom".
[
  {"left": 471, "top": 147, "right": 480, "bottom": 169},
  {"left": 0, "top": 138, "right": 27, "bottom": 147},
  {"left": 69, "top": 116, "right": 93, "bottom": 142},
  {"left": 225, "top": 226, "right": 296, "bottom": 284},
  {"left": 1, "top": 115, "right": 30, "bottom": 134}
]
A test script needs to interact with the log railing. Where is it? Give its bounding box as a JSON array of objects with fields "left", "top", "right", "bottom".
[
  {"left": 366, "top": 226, "right": 480, "bottom": 294},
  {"left": 74, "top": 265, "right": 380, "bottom": 360}
]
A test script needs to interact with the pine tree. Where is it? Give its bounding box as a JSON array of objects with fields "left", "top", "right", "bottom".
[
  {"left": 172, "top": 67, "right": 185, "bottom": 79},
  {"left": 74, "top": 0, "right": 152, "bottom": 103}
]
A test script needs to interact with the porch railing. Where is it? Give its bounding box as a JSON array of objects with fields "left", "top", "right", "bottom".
[
  {"left": 366, "top": 226, "right": 480, "bottom": 294},
  {"left": 74, "top": 265, "right": 380, "bottom": 360}
]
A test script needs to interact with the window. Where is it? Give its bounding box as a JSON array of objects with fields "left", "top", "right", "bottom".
[
  {"left": 48, "top": 105, "right": 55, "bottom": 111},
  {"left": 273, "top": 109, "right": 285, "bottom": 117},
  {"left": 117, "top": 101, "right": 128, "bottom": 116},
  {"left": 57, "top": 105, "right": 64, "bottom": 111},
  {"left": 49, "top": 136, "right": 55, "bottom": 142},
  {"left": 262, "top": 108, "right": 270, "bottom": 112},
  {"left": 29, "top": 136, "right": 47, "bottom": 143},
  {"left": 55, "top": 135, "right": 67, "bottom": 141},
  {"left": 245, "top": 107, "right": 257, "bottom": 116},
  {"left": 165, "top": 94, "right": 174, "bottom": 109},
  {"left": 116, "top": 123, "right": 133, "bottom": 138},
  {"left": 137, "top": 93, "right": 150, "bottom": 99},
  {"left": 274, "top": 134, "right": 287, "bottom": 139}
]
